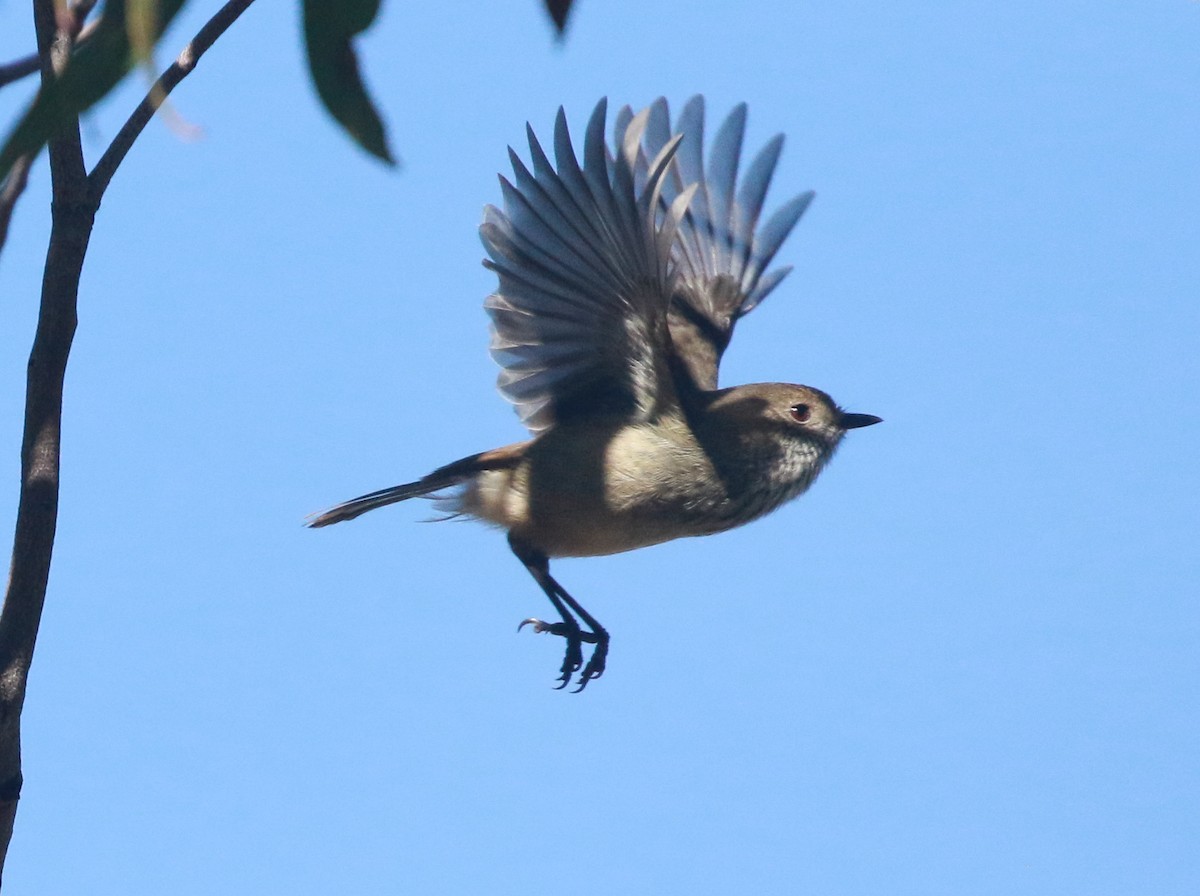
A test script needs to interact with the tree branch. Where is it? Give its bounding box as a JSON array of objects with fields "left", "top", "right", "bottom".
[
  {"left": 0, "top": 0, "right": 258, "bottom": 881},
  {"left": 0, "top": 1, "right": 99, "bottom": 89},
  {"left": 89, "top": 0, "right": 258, "bottom": 202},
  {"left": 0, "top": 0, "right": 90, "bottom": 880}
]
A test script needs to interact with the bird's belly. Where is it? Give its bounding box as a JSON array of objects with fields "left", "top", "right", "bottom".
[
  {"left": 461, "top": 462, "right": 726, "bottom": 558},
  {"left": 516, "top": 501, "right": 699, "bottom": 558}
]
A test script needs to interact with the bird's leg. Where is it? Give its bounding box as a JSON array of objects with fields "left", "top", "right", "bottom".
[
  {"left": 510, "top": 536, "right": 585, "bottom": 687},
  {"left": 509, "top": 535, "right": 609, "bottom": 692}
]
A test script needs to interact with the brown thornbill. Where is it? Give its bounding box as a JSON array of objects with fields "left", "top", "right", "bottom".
[{"left": 308, "top": 97, "right": 881, "bottom": 691}]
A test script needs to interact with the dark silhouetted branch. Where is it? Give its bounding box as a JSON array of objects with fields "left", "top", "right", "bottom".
[
  {"left": 0, "top": 0, "right": 89, "bottom": 879},
  {"left": 0, "top": 0, "right": 258, "bottom": 880}
]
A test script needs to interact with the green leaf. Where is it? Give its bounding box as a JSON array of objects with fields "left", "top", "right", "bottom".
[
  {"left": 0, "top": 0, "right": 188, "bottom": 183},
  {"left": 127, "top": 0, "right": 170, "bottom": 66},
  {"left": 302, "top": 0, "right": 396, "bottom": 166}
]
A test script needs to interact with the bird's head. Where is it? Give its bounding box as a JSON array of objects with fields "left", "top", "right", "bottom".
[
  {"left": 705, "top": 382, "right": 880, "bottom": 446},
  {"left": 694, "top": 382, "right": 880, "bottom": 502}
]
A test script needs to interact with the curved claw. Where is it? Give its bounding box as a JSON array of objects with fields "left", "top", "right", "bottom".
[
  {"left": 518, "top": 617, "right": 549, "bottom": 634},
  {"left": 571, "top": 669, "right": 603, "bottom": 694}
]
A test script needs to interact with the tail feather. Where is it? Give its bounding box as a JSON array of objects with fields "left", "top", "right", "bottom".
[
  {"left": 305, "top": 477, "right": 451, "bottom": 528},
  {"left": 306, "top": 442, "right": 527, "bottom": 528}
]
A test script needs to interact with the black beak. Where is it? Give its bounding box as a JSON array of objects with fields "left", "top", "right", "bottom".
[{"left": 840, "top": 412, "right": 883, "bottom": 430}]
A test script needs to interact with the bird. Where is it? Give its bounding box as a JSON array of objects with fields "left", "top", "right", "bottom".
[{"left": 308, "top": 96, "right": 881, "bottom": 691}]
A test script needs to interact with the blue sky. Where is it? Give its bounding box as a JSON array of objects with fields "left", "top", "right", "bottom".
[{"left": 0, "top": 0, "right": 1197, "bottom": 893}]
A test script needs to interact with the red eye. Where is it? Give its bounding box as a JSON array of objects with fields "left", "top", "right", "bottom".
[{"left": 789, "top": 403, "right": 811, "bottom": 423}]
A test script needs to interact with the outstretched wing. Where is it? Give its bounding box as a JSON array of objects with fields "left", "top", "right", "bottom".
[
  {"left": 480, "top": 100, "right": 695, "bottom": 433},
  {"left": 618, "top": 96, "right": 815, "bottom": 391}
]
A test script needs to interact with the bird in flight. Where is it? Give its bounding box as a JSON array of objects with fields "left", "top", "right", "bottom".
[{"left": 308, "top": 97, "right": 881, "bottom": 691}]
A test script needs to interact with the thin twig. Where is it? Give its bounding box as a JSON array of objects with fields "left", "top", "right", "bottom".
[
  {"left": 89, "top": 0, "right": 258, "bottom": 202},
  {"left": 0, "top": 53, "right": 42, "bottom": 89},
  {"left": 0, "top": 154, "right": 36, "bottom": 256}
]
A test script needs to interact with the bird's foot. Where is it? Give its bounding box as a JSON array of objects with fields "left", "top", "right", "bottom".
[
  {"left": 518, "top": 617, "right": 605, "bottom": 691},
  {"left": 571, "top": 636, "right": 608, "bottom": 693}
]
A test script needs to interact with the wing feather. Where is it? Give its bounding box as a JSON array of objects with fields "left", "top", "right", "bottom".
[
  {"left": 481, "top": 100, "right": 687, "bottom": 433},
  {"left": 632, "top": 96, "right": 815, "bottom": 389}
]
